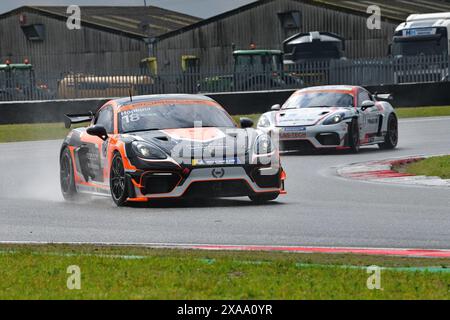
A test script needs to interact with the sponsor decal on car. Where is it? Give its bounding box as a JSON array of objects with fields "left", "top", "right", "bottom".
[
  {"left": 191, "top": 158, "right": 240, "bottom": 166},
  {"left": 280, "top": 126, "right": 307, "bottom": 139}
]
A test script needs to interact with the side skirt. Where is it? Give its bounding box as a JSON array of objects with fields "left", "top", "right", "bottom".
[{"left": 76, "top": 184, "right": 111, "bottom": 197}]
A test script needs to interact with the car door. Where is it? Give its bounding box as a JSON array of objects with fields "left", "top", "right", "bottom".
[
  {"left": 357, "top": 89, "right": 381, "bottom": 142},
  {"left": 78, "top": 105, "right": 114, "bottom": 183}
]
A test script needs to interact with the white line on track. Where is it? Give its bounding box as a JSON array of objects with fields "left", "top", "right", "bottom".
[{"left": 1, "top": 241, "right": 450, "bottom": 257}]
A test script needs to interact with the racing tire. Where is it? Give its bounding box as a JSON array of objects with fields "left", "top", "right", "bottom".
[
  {"left": 60, "top": 148, "right": 78, "bottom": 201},
  {"left": 379, "top": 114, "right": 398, "bottom": 150},
  {"left": 249, "top": 192, "right": 279, "bottom": 204},
  {"left": 348, "top": 119, "right": 360, "bottom": 153},
  {"left": 110, "top": 152, "right": 129, "bottom": 207}
]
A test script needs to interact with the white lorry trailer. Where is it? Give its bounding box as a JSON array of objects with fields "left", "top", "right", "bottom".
[{"left": 391, "top": 12, "right": 450, "bottom": 82}]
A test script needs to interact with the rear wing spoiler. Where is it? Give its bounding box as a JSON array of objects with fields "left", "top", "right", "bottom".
[
  {"left": 373, "top": 93, "right": 393, "bottom": 101},
  {"left": 64, "top": 112, "right": 94, "bottom": 129}
]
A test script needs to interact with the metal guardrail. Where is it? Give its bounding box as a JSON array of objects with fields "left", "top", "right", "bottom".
[{"left": 0, "top": 54, "right": 448, "bottom": 101}]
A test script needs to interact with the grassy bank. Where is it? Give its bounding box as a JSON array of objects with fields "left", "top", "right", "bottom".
[
  {"left": 404, "top": 156, "right": 450, "bottom": 179},
  {"left": 1, "top": 105, "right": 450, "bottom": 143},
  {"left": 0, "top": 244, "right": 449, "bottom": 299},
  {"left": 0, "top": 122, "right": 73, "bottom": 143},
  {"left": 395, "top": 105, "right": 450, "bottom": 118}
]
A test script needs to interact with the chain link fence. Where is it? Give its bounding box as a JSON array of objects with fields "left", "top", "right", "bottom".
[{"left": 1, "top": 54, "right": 448, "bottom": 101}]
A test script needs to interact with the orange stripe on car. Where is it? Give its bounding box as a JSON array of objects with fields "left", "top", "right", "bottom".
[{"left": 118, "top": 100, "right": 219, "bottom": 112}]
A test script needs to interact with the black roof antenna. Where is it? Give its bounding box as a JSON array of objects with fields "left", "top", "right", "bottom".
[{"left": 129, "top": 87, "right": 133, "bottom": 102}]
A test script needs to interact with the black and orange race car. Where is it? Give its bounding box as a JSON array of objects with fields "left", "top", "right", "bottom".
[{"left": 60, "top": 94, "right": 286, "bottom": 206}]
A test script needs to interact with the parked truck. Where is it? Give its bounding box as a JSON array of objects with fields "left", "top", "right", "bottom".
[{"left": 391, "top": 12, "right": 450, "bottom": 83}]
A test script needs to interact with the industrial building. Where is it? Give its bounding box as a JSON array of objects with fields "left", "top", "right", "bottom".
[
  {"left": 1, "top": 1, "right": 450, "bottom": 76},
  {"left": 153, "top": 0, "right": 450, "bottom": 72},
  {"left": 0, "top": 6, "right": 200, "bottom": 75}
]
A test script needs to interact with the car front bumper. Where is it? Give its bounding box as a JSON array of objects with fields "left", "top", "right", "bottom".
[
  {"left": 126, "top": 165, "right": 286, "bottom": 201},
  {"left": 264, "top": 123, "right": 349, "bottom": 150}
]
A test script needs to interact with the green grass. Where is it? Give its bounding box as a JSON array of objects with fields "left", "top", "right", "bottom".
[
  {"left": 1, "top": 105, "right": 450, "bottom": 143},
  {"left": 395, "top": 106, "right": 450, "bottom": 118},
  {"left": 0, "top": 244, "right": 449, "bottom": 299},
  {"left": 404, "top": 156, "right": 450, "bottom": 179},
  {"left": 0, "top": 123, "right": 71, "bottom": 143}
]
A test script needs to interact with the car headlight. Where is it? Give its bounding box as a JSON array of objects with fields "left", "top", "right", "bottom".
[
  {"left": 254, "top": 134, "right": 273, "bottom": 155},
  {"left": 323, "top": 113, "right": 345, "bottom": 125},
  {"left": 132, "top": 141, "right": 167, "bottom": 160},
  {"left": 257, "top": 115, "right": 271, "bottom": 128}
]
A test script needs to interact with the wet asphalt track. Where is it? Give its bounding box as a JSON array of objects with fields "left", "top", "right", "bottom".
[{"left": 0, "top": 117, "right": 449, "bottom": 249}]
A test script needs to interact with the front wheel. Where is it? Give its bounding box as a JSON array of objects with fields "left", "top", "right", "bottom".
[
  {"left": 249, "top": 192, "right": 279, "bottom": 204},
  {"left": 348, "top": 119, "right": 360, "bottom": 153},
  {"left": 379, "top": 114, "right": 398, "bottom": 150},
  {"left": 110, "top": 152, "right": 129, "bottom": 207}
]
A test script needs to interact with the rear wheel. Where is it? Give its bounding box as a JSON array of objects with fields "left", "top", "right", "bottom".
[
  {"left": 60, "top": 148, "right": 78, "bottom": 200},
  {"left": 379, "top": 114, "right": 398, "bottom": 150},
  {"left": 249, "top": 192, "right": 279, "bottom": 204},
  {"left": 110, "top": 152, "right": 129, "bottom": 207},
  {"left": 348, "top": 119, "right": 360, "bottom": 153}
]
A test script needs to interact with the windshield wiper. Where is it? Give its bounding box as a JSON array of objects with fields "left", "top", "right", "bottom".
[
  {"left": 282, "top": 105, "right": 334, "bottom": 110},
  {"left": 123, "top": 128, "right": 160, "bottom": 134},
  {"left": 305, "top": 105, "right": 335, "bottom": 108}
]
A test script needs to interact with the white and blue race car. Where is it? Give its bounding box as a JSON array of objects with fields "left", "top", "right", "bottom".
[{"left": 257, "top": 85, "right": 398, "bottom": 153}]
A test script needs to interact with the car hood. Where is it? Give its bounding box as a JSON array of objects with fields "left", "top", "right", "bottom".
[
  {"left": 276, "top": 107, "right": 345, "bottom": 126},
  {"left": 126, "top": 127, "right": 256, "bottom": 161}
]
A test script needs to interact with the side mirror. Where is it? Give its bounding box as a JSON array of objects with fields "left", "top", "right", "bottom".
[
  {"left": 271, "top": 104, "right": 281, "bottom": 111},
  {"left": 360, "top": 100, "right": 375, "bottom": 111},
  {"left": 87, "top": 125, "right": 108, "bottom": 141},
  {"left": 240, "top": 117, "right": 254, "bottom": 129}
]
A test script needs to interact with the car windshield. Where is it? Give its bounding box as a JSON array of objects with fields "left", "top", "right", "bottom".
[
  {"left": 0, "top": 69, "right": 32, "bottom": 88},
  {"left": 392, "top": 38, "right": 448, "bottom": 56},
  {"left": 282, "top": 92, "right": 354, "bottom": 109},
  {"left": 392, "top": 27, "right": 448, "bottom": 57},
  {"left": 119, "top": 101, "right": 236, "bottom": 133},
  {"left": 235, "top": 54, "right": 282, "bottom": 73}
]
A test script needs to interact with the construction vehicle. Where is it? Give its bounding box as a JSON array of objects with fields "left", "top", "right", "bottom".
[
  {"left": 199, "top": 32, "right": 346, "bottom": 92},
  {"left": 198, "top": 48, "right": 300, "bottom": 92},
  {"left": 0, "top": 60, "right": 52, "bottom": 101},
  {"left": 282, "top": 32, "right": 346, "bottom": 85}
]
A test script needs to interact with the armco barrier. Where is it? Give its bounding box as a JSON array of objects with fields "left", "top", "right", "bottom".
[
  {"left": 1, "top": 82, "right": 450, "bottom": 125},
  {"left": 0, "top": 91, "right": 294, "bottom": 125},
  {"left": 0, "top": 98, "right": 109, "bottom": 125},
  {"left": 366, "top": 81, "right": 450, "bottom": 108},
  {"left": 207, "top": 89, "right": 295, "bottom": 115}
]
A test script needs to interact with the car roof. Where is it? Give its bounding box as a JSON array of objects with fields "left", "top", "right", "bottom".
[
  {"left": 115, "top": 94, "right": 215, "bottom": 108},
  {"left": 297, "top": 85, "right": 361, "bottom": 93}
]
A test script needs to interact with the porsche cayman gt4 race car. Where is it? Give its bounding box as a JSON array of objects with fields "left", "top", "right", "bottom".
[
  {"left": 60, "top": 94, "right": 286, "bottom": 206},
  {"left": 257, "top": 85, "right": 398, "bottom": 153}
]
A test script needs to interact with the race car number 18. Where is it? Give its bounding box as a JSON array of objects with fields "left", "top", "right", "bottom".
[{"left": 122, "top": 114, "right": 140, "bottom": 123}]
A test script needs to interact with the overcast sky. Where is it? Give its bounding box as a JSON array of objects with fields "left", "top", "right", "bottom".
[{"left": 0, "top": 0, "right": 256, "bottom": 18}]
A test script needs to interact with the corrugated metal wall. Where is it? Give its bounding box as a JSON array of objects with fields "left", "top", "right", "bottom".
[
  {"left": 0, "top": 2, "right": 400, "bottom": 76},
  {"left": 0, "top": 9, "right": 147, "bottom": 77},
  {"left": 155, "top": 0, "right": 398, "bottom": 72}
]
